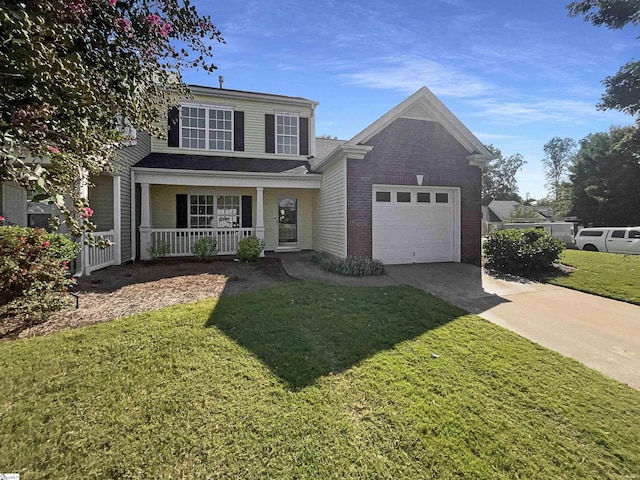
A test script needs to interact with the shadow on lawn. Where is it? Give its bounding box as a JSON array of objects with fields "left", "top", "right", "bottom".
[{"left": 206, "top": 281, "right": 466, "bottom": 390}]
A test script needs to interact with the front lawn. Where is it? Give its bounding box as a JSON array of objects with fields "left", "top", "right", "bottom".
[
  {"left": 551, "top": 249, "right": 640, "bottom": 305},
  {"left": 1, "top": 282, "right": 639, "bottom": 479}
]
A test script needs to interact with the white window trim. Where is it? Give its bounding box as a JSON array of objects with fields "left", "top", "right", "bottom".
[
  {"left": 187, "top": 193, "right": 242, "bottom": 229},
  {"left": 180, "top": 103, "right": 234, "bottom": 152},
  {"left": 275, "top": 112, "right": 299, "bottom": 156}
]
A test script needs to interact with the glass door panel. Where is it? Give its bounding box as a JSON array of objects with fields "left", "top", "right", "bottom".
[{"left": 278, "top": 198, "right": 297, "bottom": 245}]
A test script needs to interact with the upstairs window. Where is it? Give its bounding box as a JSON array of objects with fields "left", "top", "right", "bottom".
[
  {"left": 181, "top": 106, "right": 232, "bottom": 151},
  {"left": 276, "top": 114, "right": 298, "bottom": 155}
]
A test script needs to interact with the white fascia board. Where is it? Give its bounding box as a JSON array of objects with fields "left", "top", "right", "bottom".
[
  {"left": 314, "top": 144, "right": 373, "bottom": 172},
  {"left": 132, "top": 167, "right": 322, "bottom": 189},
  {"left": 467, "top": 152, "right": 494, "bottom": 168},
  {"left": 188, "top": 86, "right": 319, "bottom": 108},
  {"left": 349, "top": 87, "right": 494, "bottom": 163}
]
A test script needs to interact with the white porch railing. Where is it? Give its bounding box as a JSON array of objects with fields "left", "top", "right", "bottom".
[
  {"left": 85, "top": 230, "right": 116, "bottom": 274},
  {"left": 150, "top": 228, "right": 255, "bottom": 256}
]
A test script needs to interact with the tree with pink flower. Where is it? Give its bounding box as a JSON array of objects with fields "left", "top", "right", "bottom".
[{"left": 0, "top": 0, "right": 224, "bottom": 237}]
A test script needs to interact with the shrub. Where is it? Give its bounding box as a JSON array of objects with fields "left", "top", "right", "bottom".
[
  {"left": 192, "top": 236, "right": 218, "bottom": 261},
  {"left": 0, "top": 227, "right": 77, "bottom": 333},
  {"left": 484, "top": 228, "right": 564, "bottom": 277},
  {"left": 237, "top": 235, "right": 263, "bottom": 262},
  {"left": 312, "top": 251, "right": 385, "bottom": 276},
  {"left": 45, "top": 231, "right": 81, "bottom": 262},
  {"left": 148, "top": 240, "right": 170, "bottom": 260}
]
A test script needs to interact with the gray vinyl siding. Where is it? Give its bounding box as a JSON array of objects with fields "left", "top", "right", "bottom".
[
  {"left": 314, "top": 158, "right": 346, "bottom": 257},
  {"left": 153, "top": 93, "right": 313, "bottom": 158},
  {"left": 88, "top": 175, "right": 114, "bottom": 230},
  {"left": 0, "top": 182, "right": 28, "bottom": 226},
  {"left": 116, "top": 131, "right": 151, "bottom": 262}
]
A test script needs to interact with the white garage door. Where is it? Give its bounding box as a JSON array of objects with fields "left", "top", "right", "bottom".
[{"left": 372, "top": 186, "right": 459, "bottom": 264}]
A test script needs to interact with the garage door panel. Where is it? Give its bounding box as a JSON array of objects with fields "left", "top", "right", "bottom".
[{"left": 372, "top": 187, "right": 457, "bottom": 265}]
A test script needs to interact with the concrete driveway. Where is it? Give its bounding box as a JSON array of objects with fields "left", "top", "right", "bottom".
[{"left": 386, "top": 263, "right": 640, "bottom": 390}]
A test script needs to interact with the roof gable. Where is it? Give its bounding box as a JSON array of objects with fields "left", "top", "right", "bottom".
[{"left": 348, "top": 87, "right": 493, "bottom": 165}]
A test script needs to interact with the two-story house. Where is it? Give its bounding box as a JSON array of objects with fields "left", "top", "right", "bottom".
[{"left": 1, "top": 84, "right": 493, "bottom": 273}]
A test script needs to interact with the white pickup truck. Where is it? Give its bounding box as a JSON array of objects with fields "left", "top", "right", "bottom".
[{"left": 575, "top": 227, "right": 640, "bottom": 254}]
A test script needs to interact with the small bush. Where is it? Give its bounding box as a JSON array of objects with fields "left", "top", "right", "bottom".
[
  {"left": 312, "top": 251, "right": 385, "bottom": 276},
  {"left": 484, "top": 228, "right": 564, "bottom": 277},
  {"left": 193, "top": 236, "right": 218, "bottom": 261},
  {"left": 148, "top": 240, "right": 170, "bottom": 260},
  {"left": 0, "top": 227, "right": 78, "bottom": 333},
  {"left": 237, "top": 235, "right": 263, "bottom": 262},
  {"left": 46, "top": 232, "right": 81, "bottom": 262}
]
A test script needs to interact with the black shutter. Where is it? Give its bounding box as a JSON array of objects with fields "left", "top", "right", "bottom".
[
  {"left": 234, "top": 111, "right": 244, "bottom": 152},
  {"left": 299, "top": 117, "right": 309, "bottom": 156},
  {"left": 176, "top": 194, "right": 188, "bottom": 228},
  {"left": 265, "top": 114, "right": 275, "bottom": 153},
  {"left": 168, "top": 107, "right": 180, "bottom": 147},
  {"left": 242, "top": 196, "right": 253, "bottom": 228}
]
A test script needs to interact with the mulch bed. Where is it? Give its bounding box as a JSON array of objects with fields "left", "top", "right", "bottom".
[{"left": 4, "top": 257, "right": 290, "bottom": 340}]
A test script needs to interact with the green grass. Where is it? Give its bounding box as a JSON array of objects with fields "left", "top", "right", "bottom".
[
  {"left": 550, "top": 249, "right": 640, "bottom": 305},
  {"left": 1, "top": 282, "right": 639, "bottom": 479}
]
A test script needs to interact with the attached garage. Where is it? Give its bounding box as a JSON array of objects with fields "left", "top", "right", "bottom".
[{"left": 372, "top": 185, "right": 460, "bottom": 264}]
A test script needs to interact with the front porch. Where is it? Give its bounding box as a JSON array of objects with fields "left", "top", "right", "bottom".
[{"left": 134, "top": 166, "right": 321, "bottom": 260}]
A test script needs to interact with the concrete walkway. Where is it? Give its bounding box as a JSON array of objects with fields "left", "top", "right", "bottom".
[{"left": 276, "top": 252, "right": 640, "bottom": 390}]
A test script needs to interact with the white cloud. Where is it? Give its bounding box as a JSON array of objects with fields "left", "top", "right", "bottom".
[
  {"left": 339, "top": 55, "right": 492, "bottom": 98},
  {"left": 467, "top": 97, "right": 620, "bottom": 125}
]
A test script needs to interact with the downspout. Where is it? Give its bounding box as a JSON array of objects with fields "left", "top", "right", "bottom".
[{"left": 130, "top": 169, "right": 136, "bottom": 262}]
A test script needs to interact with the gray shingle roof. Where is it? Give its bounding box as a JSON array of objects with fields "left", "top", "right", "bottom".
[
  {"left": 312, "top": 138, "right": 347, "bottom": 169},
  {"left": 133, "top": 153, "right": 312, "bottom": 175}
]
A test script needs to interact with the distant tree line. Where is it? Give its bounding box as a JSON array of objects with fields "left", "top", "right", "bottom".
[{"left": 481, "top": 0, "right": 640, "bottom": 227}]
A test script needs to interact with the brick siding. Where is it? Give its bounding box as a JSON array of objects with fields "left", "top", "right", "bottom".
[{"left": 347, "top": 118, "right": 482, "bottom": 264}]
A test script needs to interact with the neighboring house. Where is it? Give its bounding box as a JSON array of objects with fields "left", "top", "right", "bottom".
[
  {"left": 482, "top": 200, "right": 575, "bottom": 244},
  {"left": 1, "top": 85, "right": 493, "bottom": 271}
]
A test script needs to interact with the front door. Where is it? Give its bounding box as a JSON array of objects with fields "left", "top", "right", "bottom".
[{"left": 277, "top": 198, "right": 297, "bottom": 246}]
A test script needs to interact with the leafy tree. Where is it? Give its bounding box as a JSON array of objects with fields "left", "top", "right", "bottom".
[
  {"left": 569, "top": 125, "right": 640, "bottom": 226},
  {"left": 567, "top": 1, "right": 640, "bottom": 124},
  {"left": 536, "top": 182, "right": 574, "bottom": 219},
  {"left": 509, "top": 205, "right": 543, "bottom": 222},
  {"left": 1, "top": 0, "right": 223, "bottom": 238},
  {"left": 481, "top": 144, "right": 526, "bottom": 205},
  {"left": 542, "top": 137, "right": 576, "bottom": 202}
]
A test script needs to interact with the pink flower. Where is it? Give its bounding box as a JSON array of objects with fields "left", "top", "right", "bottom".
[
  {"left": 108, "top": 0, "right": 117, "bottom": 6},
  {"left": 81, "top": 207, "right": 94, "bottom": 219},
  {"left": 159, "top": 22, "right": 173, "bottom": 36},
  {"left": 47, "top": 145, "right": 60, "bottom": 154},
  {"left": 148, "top": 13, "right": 161, "bottom": 26},
  {"left": 41, "top": 241, "right": 51, "bottom": 249},
  {"left": 115, "top": 17, "right": 132, "bottom": 36},
  {"left": 0, "top": 215, "right": 4, "bottom": 222},
  {"left": 68, "top": 1, "right": 90, "bottom": 18}
]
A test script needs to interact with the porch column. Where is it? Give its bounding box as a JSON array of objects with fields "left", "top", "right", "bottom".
[
  {"left": 139, "top": 182, "right": 151, "bottom": 260},
  {"left": 79, "top": 170, "right": 90, "bottom": 277},
  {"left": 256, "top": 186, "right": 265, "bottom": 257},
  {"left": 113, "top": 175, "right": 122, "bottom": 265}
]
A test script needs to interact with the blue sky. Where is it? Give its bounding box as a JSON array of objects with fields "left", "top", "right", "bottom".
[{"left": 182, "top": 0, "right": 637, "bottom": 199}]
